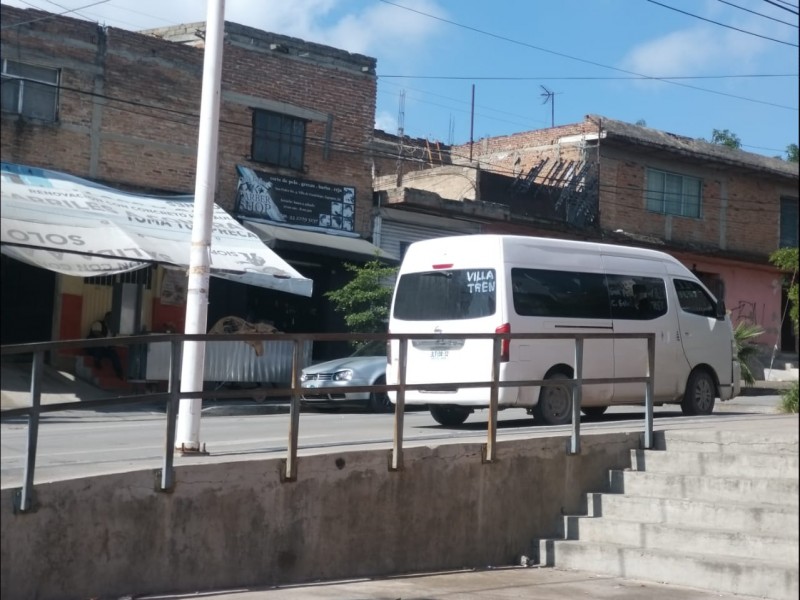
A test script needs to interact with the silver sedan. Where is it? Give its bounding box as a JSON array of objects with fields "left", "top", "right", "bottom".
[{"left": 300, "top": 343, "right": 391, "bottom": 413}]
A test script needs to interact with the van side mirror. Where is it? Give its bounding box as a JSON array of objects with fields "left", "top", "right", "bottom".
[{"left": 716, "top": 300, "right": 726, "bottom": 320}]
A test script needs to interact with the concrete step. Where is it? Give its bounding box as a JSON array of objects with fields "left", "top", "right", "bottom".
[
  {"left": 630, "top": 448, "right": 799, "bottom": 479},
  {"left": 539, "top": 539, "right": 799, "bottom": 600},
  {"left": 563, "top": 516, "right": 800, "bottom": 564},
  {"left": 654, "top": 429, "right": 799, "bottom": 454},
  {"left": 608, "top": 469, "right": 800, "bottom": 507},
  {"left": 584, "top": 492, "right": 799, "bottom": 536}
]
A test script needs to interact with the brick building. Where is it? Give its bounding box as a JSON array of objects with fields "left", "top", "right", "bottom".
[
  {"left": 372, "top": 115, "right": 798, "bottom": 353},
  {"left": 1, "top": 5, "right": 388, "bottom": 362}
]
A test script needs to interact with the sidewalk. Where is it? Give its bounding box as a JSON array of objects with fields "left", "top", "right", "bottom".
[{"left": 143, "top": 565, "right": 771, "bottom": 599}]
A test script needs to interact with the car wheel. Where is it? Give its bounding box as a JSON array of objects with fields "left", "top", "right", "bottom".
[
  {"left": 533, "top": 372, "right": 572, "bottom": 426},
  {"left": 681, "top": 369, "right": 716, "bottom": 416},
  {"left": 368, "top": 376, "right": 393, "bottom": 413},
  {"left": 581, "top": 406, "right": 608, "bottom": 418},
  {"left": 429, "top": 404, "right": 470, "bottom": 426}
]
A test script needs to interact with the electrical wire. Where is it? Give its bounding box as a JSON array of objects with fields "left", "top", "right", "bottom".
[
  {"left": 645, "top": 0, "right": 798, "bottom": 46},
  {"left": 716, "top": 0, "right": 798, "bottom": 27},
  {"left": 0, "top": 0, "right": 110, "bottom": 29},
  {"left": 763, "top": 0, "right": 800, "bottom": 15},
  {"left": 376, "top": 0, "right": 798, "bottom": 110}
]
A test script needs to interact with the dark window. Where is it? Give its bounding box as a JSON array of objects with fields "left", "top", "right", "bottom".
[
  {"left": 251, "top": 110, "right": 306, "bottom": 170},
  {"left": 645, "top": 168, "right": 702, "bottom": 218},
  {"left": 780, "top": 197, "right": 798, "bottom": 248},
  {"left": 606, "top": 275, "right": 668, "bottom": 320},
  {"left": 393, "top": 269, "right": 496, "bottom": 321},
  {"left": 674, "top": 278, "right": 717, "bottom": 318},
  {"left": 511, "top": 268, "right": 611, "bottom": 319},
  {"left": 1, "top": 59, "right": 59, "bottom": 121},
  {"left": 695, "top": 271, "right": 725, "bottom": 304}
]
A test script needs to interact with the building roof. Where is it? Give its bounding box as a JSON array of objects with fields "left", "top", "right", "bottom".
[{"left": 590, "top": 115, "right": 799, "bottom": 180}]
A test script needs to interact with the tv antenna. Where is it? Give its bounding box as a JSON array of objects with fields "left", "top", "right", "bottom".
[{"left": 540, "top": 85, "right": 554, "bottom": 127}]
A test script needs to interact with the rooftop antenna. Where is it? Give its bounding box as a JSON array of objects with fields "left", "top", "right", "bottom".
[
  {"left": 540, "top": 85, "right": 554, "bottom": 128},
  {"left": 448, "top": 114, "right": 455, "bottom": 146}
]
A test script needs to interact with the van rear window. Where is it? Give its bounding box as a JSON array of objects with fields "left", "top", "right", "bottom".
[{"left": 393, "top": 269, "right": 496, "bottom": 320}]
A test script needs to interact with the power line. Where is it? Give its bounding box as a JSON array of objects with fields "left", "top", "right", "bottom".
[
  {"left": 646, "top": 0, "right": 798, "bottom": 46},
  {"left": 380, "top": 74, "right": 798, "bottom": 81},
  {"left": 762, "top": 0, "right": 800, "bottom": 15},
  {"left": 0, "top": 0, "right": 110, "bottom": 29},
  {"left": 376, "top": 0, "right": 799, "bottom": 110},
  {"left": 716, "top": 0, "right": 798, "bottom": 27}
]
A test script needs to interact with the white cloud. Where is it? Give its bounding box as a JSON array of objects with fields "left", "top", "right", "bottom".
[
  {"left": 619, "top": 26, "right": 771, "bottom": 77},
  {"left": 375, "top": 109, "right": 398, "bottom": 133}
]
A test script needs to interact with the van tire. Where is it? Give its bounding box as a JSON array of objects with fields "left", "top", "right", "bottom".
[
  {"left": 681, "top": 369, "right": 716, "bottom": 416},
  {"left": 429, "top": 404, "right": 470, "bottom": 426},
  {"left": 581, "top": 406, "right": 608, "bottom": 418},
  {"left": 533, "top": 372, "right": 572, "bottom": 426}
]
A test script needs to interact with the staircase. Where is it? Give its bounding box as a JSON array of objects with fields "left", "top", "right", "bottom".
[{"left": 537, "top": 428, "right": 800, "bottom": 600}]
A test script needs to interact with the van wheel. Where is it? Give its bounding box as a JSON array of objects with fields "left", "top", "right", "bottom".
[
  {"left": 429, "top": 404, "right": 470, "bottom": 426},
  {"left": 681, "top": 370, "right": 716, "bottom": 416},
  {"left": 368, "top": 376, "right": 393, "bottom": 413},
  {"left": 581, "top": 406, "right": 608, "bottom": 418},
  {"left": 533, "top": 372, "right": 572, "bottom": 426}
]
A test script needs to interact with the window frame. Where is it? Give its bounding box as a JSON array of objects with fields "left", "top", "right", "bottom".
[
  {"left": 250, "top": 109, "right": 306, "bottom": 171},
  {"left": 1, "top": 59, "right": 60, "bottom": 122},
  {"left": 780, "top": 196, "right": 799, "bottom": 248},
  {"left": 645, "top": 167, "right": 702, "bottom": 219}
]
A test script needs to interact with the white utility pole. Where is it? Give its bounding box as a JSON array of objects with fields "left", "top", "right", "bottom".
[{"left": 175, "top": 0, "right": 225, "bottom": 451}]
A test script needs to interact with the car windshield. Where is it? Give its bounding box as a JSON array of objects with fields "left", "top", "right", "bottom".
[{"left": 351, "top": 340, "right": 387, "bottom": 357}]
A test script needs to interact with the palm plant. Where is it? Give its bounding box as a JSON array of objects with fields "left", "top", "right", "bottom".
[{"left": 733, "top": 321, "right": 765, "bottom": 386}]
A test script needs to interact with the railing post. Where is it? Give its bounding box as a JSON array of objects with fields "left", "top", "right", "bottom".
[
  {"left": 390, "top": 337, "right": 408, "bottom": 471},
  {"left": 284, "top": 339, "right": 302, "bottom": 481},
  {"left": 16, "top": 350, "right": 44, "bottom": 513},
  {"left": 644, "top": 334, "right": 656, "bottom": 449},
  {"left": 160, "top": 338, "right": 182, "bottom": 491},
  {"left": 484, "top": 336, "right": 501, "bottom": 463},
  {"left": 568, "top": 337, "right": 584, "bottom": 455}
]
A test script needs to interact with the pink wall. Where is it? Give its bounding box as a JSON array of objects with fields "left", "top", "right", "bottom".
[{"left": 674, "top": 253, "right": 782, "bottom": 350}]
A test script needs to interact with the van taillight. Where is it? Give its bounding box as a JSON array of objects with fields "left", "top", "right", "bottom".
[{"left": 495, "top": 323, "right": 510, "bottom": 362}]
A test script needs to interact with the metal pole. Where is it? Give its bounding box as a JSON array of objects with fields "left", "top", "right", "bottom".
[
  {"left": 485, "top": 336, "right": 501, "bottom": 463},
  {"left": 569, "top": 338, "right": 583, "bottom": 455},
  {"left": 176, "top": 0, "right": 226, "bottom": 451},
  {"left": 391, "top": 337, "right": 408, "bottom": 471},
  {"left": 285, "top": 339, "right": 301, "bottom": 481},
  {"left": 469, "top": 84, "right": 475, "bottom": 162},
  {"left": 18, "top": 350, "right": 43, "bottom": 512},
  {"left": 644, "top": 334, "right": 656, "bottom": 449},
  {"left": 161, "top": 339, "right": 182, "bottom": 491}
]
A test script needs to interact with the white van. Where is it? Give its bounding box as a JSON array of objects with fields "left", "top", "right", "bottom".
[{"left": 386, "top": 235, "right": 741, "bottom": 426}]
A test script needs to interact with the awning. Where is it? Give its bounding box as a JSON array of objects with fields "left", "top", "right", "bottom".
[
  {"left": 0, "top": 163, "right": 313, "bottom": 297},
  {"left": 242, "top": 220, "right": 397, "bottom": 262}
]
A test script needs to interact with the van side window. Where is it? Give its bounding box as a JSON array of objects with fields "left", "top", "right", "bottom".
[
  {"left": 511, "top": 268, "right": 611, "bottom": 319},
  {"left": 606, "top": 275, "right": 668, "bottom": 320},
  {"left": 674, "top": 279, "right": 717, "bottom": 318}
]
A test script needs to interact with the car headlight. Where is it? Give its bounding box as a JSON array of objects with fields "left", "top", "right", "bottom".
[{"left": 333, "top": 369, "right": 354, "bottom": 381}]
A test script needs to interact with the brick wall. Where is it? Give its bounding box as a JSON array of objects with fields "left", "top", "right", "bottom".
[{"left": 1, "top": 5, "right": 377, "bottom": 235}]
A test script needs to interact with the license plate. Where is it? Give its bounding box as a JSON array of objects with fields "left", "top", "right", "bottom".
[{"left": 430, "top": 350, "right": 449, "bottom": 360}]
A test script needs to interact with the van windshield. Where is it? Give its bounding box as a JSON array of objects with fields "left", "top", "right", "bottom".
[{"left": 393, "top": 268, "right": 497, "bottom": 321}]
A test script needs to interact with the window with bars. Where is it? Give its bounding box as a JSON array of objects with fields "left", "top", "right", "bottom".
[
  {"left": 251, "top": 109, "right": 306, "bottom": 170},
  {"left": 645, "top": 168, "right": 702, "bottom": 218},
  {"left": 1, "top": 59, "right": 59, "bottom": 121}
]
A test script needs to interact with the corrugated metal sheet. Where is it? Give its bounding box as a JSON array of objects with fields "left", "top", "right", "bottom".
[
  {"left": 378, "top": 219, "right": 480, "bottom": 261},
  {"left": 144, "top": 340, "right": 312, "bottom": 384}
]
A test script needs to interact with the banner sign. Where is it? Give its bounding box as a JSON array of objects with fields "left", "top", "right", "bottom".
[
  {"left": 234, "top": 165, "right": 356, "bottom": 233},
  {"left": 0, "top": 163, "right": 312, "bottom": 296}
]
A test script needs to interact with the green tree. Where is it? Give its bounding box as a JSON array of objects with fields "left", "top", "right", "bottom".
[
  {"left": 325, "top": 258, "right": 398, "bottom": 346},
  {"left": 710, "top": 128, "right": 742, "bottom": 149},
  {"left": 786, "top": 143, "right": 799, "bottom": 163},
  {"left": 769, "top": 247, "right": 799, "bottom": 334}
]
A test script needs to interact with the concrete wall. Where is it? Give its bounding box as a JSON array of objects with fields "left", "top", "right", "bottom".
[{"left": 1, "top": 432, "right": 640, "bottom": 599}]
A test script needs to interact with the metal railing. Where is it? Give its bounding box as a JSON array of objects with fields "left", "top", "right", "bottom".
[{"left": 1, "top": 331, "right": 655, "bottom": 512}]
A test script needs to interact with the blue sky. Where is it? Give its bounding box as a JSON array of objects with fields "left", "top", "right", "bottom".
[{"left": 5, "top": 0, "right": 798, "bottom": 158}]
